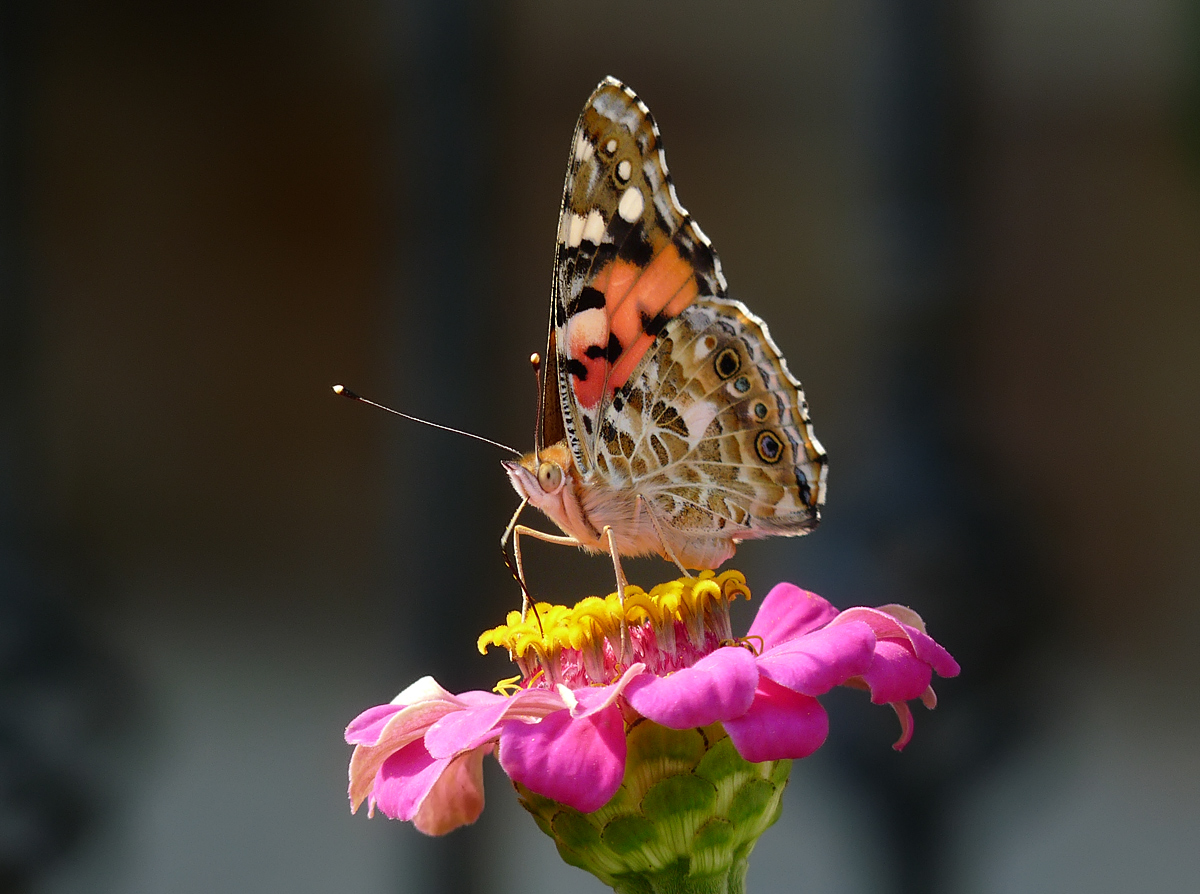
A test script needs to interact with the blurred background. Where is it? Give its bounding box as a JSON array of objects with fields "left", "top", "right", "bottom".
[{"left": 2, "top": 1, "right": 1198, "bottom": 892}]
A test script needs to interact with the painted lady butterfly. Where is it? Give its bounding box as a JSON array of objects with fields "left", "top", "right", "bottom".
[{"left": 503, "top": 77, "right": 827, "bottom": 601}]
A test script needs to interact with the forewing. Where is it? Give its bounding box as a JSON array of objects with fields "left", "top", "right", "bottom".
[{"left": 542, "top": 77, "right": 726, "bottom": 466}]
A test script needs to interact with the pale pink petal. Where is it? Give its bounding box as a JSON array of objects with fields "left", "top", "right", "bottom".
[
  {"left": 890, "top": 700, "right": 915, "bottom": 751},
  {"left": 345, "top": 704, "right": 404, "bottom": 746},
  {"left": 861, "top": 640, "right": 934, "bottom": 704},
  {"left": 424, "top": 688, "right": 564, "bottom": 759},
  {"left": 412, "top": 746, "right": 488, "bottom": 836},
  {"left": 356, "top": 700, "right": 463, "bottom": 752},
  {"left": 568, "top": 663, "right": 647, "bottom": 717},
  {"left": 875, "top": 604, "right": 927, "bottom": 632},
  {"left": 498, "top": 705, "right": 626, "bottom": 813},
  {"left": 366, "top": 738, "right": 450, "bottom": 820},
  {"left": 348, "top": 700, "right": 463, "bottom": 808},
  {"left": 389, "top": 675, "right": 464, "bottom": 708},
  {"left": 624, "top": 647, "right": 757, "bottom": 728},
  {"left": 747, "top": 583, "right": 840, "bottom": 651},
  {"left": 756, "top": 621, "right": 875, "bottom": 696},
  {"left": 831, "top": 606, "right": 911, "bottom": 641},
  {"left": 723, "top": 678, "right": 829, "bottom": 762}
]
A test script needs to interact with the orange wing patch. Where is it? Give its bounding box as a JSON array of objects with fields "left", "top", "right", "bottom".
[
  {"left": 606, "top": 245, "right": 698, "bottom": 389},
  {"left": 566, "top": 243, "right": 699, "bottom": 410}
]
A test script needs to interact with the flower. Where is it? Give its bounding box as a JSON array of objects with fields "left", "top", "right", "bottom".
[{"left": 345, "top": 573, "right": 958, "bottom": 839}]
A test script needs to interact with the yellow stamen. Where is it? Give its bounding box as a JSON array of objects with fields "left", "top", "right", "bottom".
[
  {"left": 742, "top": 634, "right": 765, "bottom": 656},
  {"left": 722, "top": 635, "right": 765, "bottom": 657},
  {"left": 478, "top": 571, "right": 750, "bottom": 662},
  {"left": 492, "top": 675, "right": 523, "bottom": 696}
]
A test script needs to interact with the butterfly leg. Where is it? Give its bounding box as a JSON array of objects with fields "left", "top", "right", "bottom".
[
  {"left": 500, "top": 499, "right": 533, "bottom": 616},
  {"left": 511, "top": 524, "right": 582, "bottom": 619},
  {"left": 600, "top": 525, "right": 633, "bottom": 663},
  {"left": 637, "top": 494, "right": 693, "bottom": 579}
]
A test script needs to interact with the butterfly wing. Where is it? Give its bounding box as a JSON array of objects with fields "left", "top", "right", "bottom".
[
  {"left": 602, "top": 297, "right": 828, "bottom": 568},
  {"left": 542, "top": 77, "right": 826, "bottom": 568},
  {"left": 540, "top": 77, "right": 726, "bottom": 464}
]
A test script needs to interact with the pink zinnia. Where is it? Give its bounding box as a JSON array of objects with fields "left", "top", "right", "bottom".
[{"left": 345, "top": 572, "right": 958, "bottom": 834}]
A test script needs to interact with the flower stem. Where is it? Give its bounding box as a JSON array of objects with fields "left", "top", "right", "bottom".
[{"left": 608, "top": 856, "right": 749, "bottom": 893}]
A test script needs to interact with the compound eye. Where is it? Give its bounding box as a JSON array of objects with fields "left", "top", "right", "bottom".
[{"left": 537, "top": 461, "right": 563, "bottom": 493}]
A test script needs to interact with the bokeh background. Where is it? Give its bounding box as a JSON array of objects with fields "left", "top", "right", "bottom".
[{"left": 2, "top": 1, "right": 1198, "bottom": 892}]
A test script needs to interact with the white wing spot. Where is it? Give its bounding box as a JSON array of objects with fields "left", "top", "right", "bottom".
[
  {"left": 582, "top": 209, "right": 606, "bottom": 244},
  {"left": 566, "top": 213, "right": 586, "bottom": 247},
  {"left": 680, "top": 400, "right": 719, "bottom": 451},
  {"left": 616, "top": 159, "right": 632, "bottom": 182},
  {"left": 574, "top": 134, "right": 594, "bottom": 163},
  {"left": 605, "top": 139, "right": 617, "bottom": 153},
  {"left": 618, "top": 187, "right": 644, "bottom": 223},
  {"left": 566, "top": 308, "right": 608, "bottom": 355}
]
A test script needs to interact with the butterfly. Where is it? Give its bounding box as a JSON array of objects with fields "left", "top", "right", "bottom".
[{"left": 502, "top": 77, "right": 827, "bottom": 604}]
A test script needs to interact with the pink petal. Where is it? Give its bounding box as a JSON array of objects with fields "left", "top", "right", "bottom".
[
  {"left": 345, "top": 704, "right": 404, "bottom": 746},
  {"left": 861, "top": 640, "right": 934, "bottom": 704},
  {"left": 890, "top": 701, "right": 915, "bottom": 751},
  {"left": 833, "top": 608, "right": 959, "bottom": 690},
  {"left": 412, "top": 747, "right": 488, "bottom": 836},
  {"left": 498, "top": 705, "right": 626, "bottom": 813},
  {"left": 367, "top": 738, "right": 451, "bottom": 820},
  {"left": 624, "top": 647, "right": 758, "bottom": 728},
  {"left": 747, "top": 583, "right": 840, "bottom": 651},
  {"left": 756, "top": 621, "right": 875, "bottom": 696},
  {"left": 833, "top": 610, "right": 957, "bottom": 671},
  {"left": 457, "top": 689, "right": 511, "bottom": 707},
  {"left": 907, "top": 629, "right": 960, "bottom": 679},
  {"left": 723, "top": 677, "right": 829, "bottom": 762},
  {"left": 424, "top": 688, "right": 564, "bottom": 759}
]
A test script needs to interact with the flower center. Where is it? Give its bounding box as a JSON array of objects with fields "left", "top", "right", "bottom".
[{"left": 478, "top": 571, "right": 750, "bottom": 689}]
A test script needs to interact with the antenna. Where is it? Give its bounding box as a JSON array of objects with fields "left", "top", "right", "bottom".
[
  {"left": 332, "top": 384, "right": 521, "bottom": 456},
  {"left": 530, "top": 352, "right": 543, "bottom": 461}
]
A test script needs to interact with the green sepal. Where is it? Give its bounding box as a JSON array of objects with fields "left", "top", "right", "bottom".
[{"left": 515, "top": 722, "right": 790, "bottom": 893}]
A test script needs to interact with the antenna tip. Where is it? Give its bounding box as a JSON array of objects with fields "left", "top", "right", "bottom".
[
  {"left": 530, "top": 352, "right": 541, "bottom": 370},
  {"left": 332, "top": 384, "right": 344, "bottom": 394},
  {"left": 332, "top": 384, "right": 360, "bottom": 400}
]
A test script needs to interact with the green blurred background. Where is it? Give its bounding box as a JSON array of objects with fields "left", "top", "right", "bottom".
[{"left": 2, "top": 2, "right": 1198, "bottom": 893}]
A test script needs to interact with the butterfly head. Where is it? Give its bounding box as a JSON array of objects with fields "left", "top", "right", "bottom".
[{"left": 502, "top": 442, "right": 584, "bottom": 534}]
